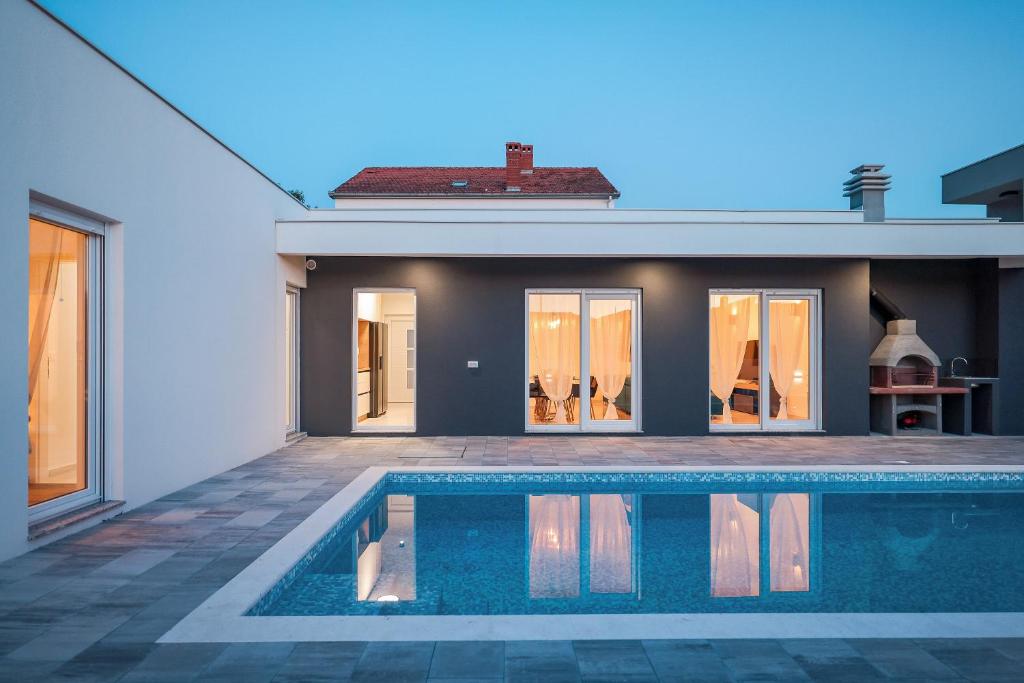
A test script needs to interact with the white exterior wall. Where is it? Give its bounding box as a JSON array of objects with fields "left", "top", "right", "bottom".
[
  {"left": 332, "top": 197, "right": 614, "bottom": 209},
  {"left": 0, "top": 1, "right": 306, "bottom": 561}
]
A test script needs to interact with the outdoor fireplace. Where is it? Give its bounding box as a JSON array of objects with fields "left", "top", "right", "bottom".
[{"left": 869, "top": 319, "right": 940, "bottom": 387}]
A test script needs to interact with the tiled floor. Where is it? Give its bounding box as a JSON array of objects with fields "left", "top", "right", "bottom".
[{"left": 2, "top": 435, "right": 1024, "bottom": 681}]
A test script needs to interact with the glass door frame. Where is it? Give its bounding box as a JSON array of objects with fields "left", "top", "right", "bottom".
[
  {"left": 285, "top": 285, "right": 300, "bottom": 436},
  {"left": 524, "top": 288, "right": 642, "bottom": 434},
  {"left": 708, "top": 288, "right": 821, "bottom": 433},
  {"left": 27, "top": 202, "right": 105, "bottom": 522},
  {"left": 350, "top": 287, "right": 417, "bottom": 433}
]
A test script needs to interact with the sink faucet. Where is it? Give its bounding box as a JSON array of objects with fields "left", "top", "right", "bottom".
[{"left": 950, "top": 356, "right": 968, "bottom": 378}]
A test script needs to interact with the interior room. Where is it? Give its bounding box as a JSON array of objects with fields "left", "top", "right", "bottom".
[
  {"left": 28, "top": 218, "right": 89, "bottom": 508},
  {"left": 527, "top": 291, "right": 636, "bottom": 430},
  {"left": 709, "top": 292, "right": 814, "bottom": 429},
  {"left": 354, "top": 290, "right": 416, "bottom": 430}
]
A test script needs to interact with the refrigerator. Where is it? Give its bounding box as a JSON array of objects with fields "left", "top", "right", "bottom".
[{"left": 369, "top": 322, "right": 388, "bottom": 417}]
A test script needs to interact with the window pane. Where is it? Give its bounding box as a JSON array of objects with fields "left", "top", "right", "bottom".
[
  {"left": 709, "top": 294, "right": 760, "bottom": 426},
  {"left": 589, "top": 494, "right": 633, "bottom": 593},
  {"left": 528, "top": 294, "right": 580, "bottom": 425},
  {"left": 710, "top": 494, "right": 760, "bottom": 597},
  {"left": 768, "top": 299, "right": 811, "bottom": 422},
  {"left": 529, "top": 495, "right": 580, "bottom": 598},
  {"left": 28, "top": 218, "right": 89, "bottom": 506},
  {"left": 285, "top": 291, "right": 295, "bottom": 429},
  {"left": 588, "top": 299, "right": 632, "bottom": 421},
  {"left": 769, "top": 493, "right": 810, "bottom": 592}
]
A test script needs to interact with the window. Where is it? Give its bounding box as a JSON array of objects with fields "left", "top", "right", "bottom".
[
  {"left": 709, "top": 290, "right": 819, "bottom": 431},
  {"left": 27, "top": 208, "right": 103, "bottom": 520},
  {"left": 285, "top": 286, "right": 300, "bottom": 434},
  {"left": 526, "top": 289, "right": 640, "bottom": 432},
  {"left": 352, "top": 289, "right": 416, "bottom": 432}
]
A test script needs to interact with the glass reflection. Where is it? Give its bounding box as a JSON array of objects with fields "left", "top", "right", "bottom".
[
  {"left": 528, "top": 294, "right": 581, "bottom": 425},
  {"left": 709, "top": 294, "right": 760, "bottom": 426},
  {"left": 589, "top": 494, "right": 633, "bottom": 593},
  {"left": 710, "top": 494, "right": 760, "bottom": 597},
  {"left": 356, "top": 495, "right": 416, "bottom": 602},
  {"left": 528, "top": 494, "right": 580, "bottom": 598},
  {"left": 769, "top": 493, "right": 810, "bottom": 592}
]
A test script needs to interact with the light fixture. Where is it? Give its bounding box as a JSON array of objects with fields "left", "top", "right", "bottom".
[{"left": 377, "top": 595, "right": 399, "bottom": 602}]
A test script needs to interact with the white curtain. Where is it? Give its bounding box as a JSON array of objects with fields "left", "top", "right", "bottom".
[
  {"left": 529, "top": 495, "right": 580, "bottom": 598},
  {"left": 769, "top": 301, "right": 807, "bottom": 420},
  {"left": 589, "top": 494, "right": 632, "bottom": 593},
  {"left": 709, "top": 296, "right": 753, "bottom": 424},
  {"left": 590, "top": 305, "right": 631, "bottom": 420},
  {"left": 710, "top": 494, "right": 759, "bottom": 597},
  {"left": 769, "top": 494, "right": 809, "bottom": 592},
  {"left": 530, "top": 301, "right": 580, "bottom": 424}
]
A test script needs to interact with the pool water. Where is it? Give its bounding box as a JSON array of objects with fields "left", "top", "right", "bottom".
[{"left": 252, "top": 473, "right": 1024, "bottom": 617}]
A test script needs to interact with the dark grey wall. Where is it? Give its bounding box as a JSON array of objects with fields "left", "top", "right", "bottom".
[
  {"left": 999, "top": 267, "right": 1024, "bottom": 434},
  {"left": 300, "top": 257, "right": 870, "bottom": 437},
  {"left": 870, "top": 259, "right": 1000, "bottom": 378}
]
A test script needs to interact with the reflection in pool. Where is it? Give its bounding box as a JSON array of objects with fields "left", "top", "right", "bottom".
[{"left": 255, "top": 488, "right": 1024, "bottom": 616}]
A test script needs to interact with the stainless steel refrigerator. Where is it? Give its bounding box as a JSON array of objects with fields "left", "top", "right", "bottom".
[{"left": 369, "top": 322, "right": 388, "bottom": 417}]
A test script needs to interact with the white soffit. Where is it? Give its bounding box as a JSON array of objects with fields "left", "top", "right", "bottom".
[{"left": 276, "top": 209, "right": 1024, "bottom": 258}]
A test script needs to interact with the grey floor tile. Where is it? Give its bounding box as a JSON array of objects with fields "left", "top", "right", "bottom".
[
  {"left": 849, "top": 639, "right": 961, "bottom": 680},
  {"left": 196, "top": 642, "right": 295, "bottom": 682},
  {"left": 506, "top": 640, "right": 580, "bottom": 682},
  {"left": 919, "top": 643, "right": 1024, "bottom": 682},
  {"left": 642, "top": 640, "right": 731, "bottom": 682},
  {"left": 351, "top": 641, "right": 435, "bottom": 682},
  {"left": 273, "top": 641, "right": 366, "bottom": 682},
  {"left": 573, "top": 640, "right": 656, "bottom": 680},
  {"left": 429, "top": 641, "right": 504, "bottom": 679}
]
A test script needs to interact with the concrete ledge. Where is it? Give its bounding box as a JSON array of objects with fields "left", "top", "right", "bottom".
[{"left": 28, "top": 500, "right": 125, "bottom": 541}]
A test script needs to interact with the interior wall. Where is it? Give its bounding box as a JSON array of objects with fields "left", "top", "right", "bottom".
[
  {"left": 300, "top": 257, "right": 870, "bottom": 437},
  {"left": 0, "top": 1, "right": 306, "bottom": 561}
]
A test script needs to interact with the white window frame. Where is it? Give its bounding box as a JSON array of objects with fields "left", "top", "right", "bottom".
[
  {"left": 285, "top": 285, "right": 300, "bottom": 436},
  {"left": 708, "top": 288, "right": 821, "bottom": 433},
  {"left": 350, "top": 287, "right": 417, "bottom": 433},
  {"left": 27, "top": 201, "right": 105, "bottom": 522},
  {"left": 524, "top": 288, "right": 642, "bottom": 434}
]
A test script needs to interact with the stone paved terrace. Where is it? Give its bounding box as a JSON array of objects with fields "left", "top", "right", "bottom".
[{"left": 2, "top": 435, "right": 1024, "bottom": 682}]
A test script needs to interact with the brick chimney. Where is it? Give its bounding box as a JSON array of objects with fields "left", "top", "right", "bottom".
[
  {"left": 521, "top": 144, "right": 534, "bottom": 174},
  {"left": 505, "top": 141, "right": 522, "bottom": 191}
]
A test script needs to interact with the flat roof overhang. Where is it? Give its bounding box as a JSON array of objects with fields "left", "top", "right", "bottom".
[{"left": 276, "top": 209, "right": 1024, "bottom": 260}]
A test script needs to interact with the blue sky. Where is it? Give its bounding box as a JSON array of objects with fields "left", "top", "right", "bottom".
[{"left": 41, "top": 0, "right": 1024, "bottom": 213}]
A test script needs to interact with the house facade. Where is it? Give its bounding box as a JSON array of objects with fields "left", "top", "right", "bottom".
[{"left": 2, "top": 0, "right": 1024, "bottom": 561}]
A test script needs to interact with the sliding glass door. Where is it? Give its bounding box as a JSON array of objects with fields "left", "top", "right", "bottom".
[
  {"left": 526, "top": 289, "right": 640, "bottom": 432},
  {"left": 285, "top": 286, "right": 300, "bottom": 435},
  {"left": 28, "top": 214, "right": 102, "bottom": 519},
  {"left": 709, "top": 290, "right": 819, "bottom": 432}
]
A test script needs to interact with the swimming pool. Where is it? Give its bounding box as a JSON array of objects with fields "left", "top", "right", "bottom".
[{"left": 161, "top": 467, "right": 1024, "bottom": 642}]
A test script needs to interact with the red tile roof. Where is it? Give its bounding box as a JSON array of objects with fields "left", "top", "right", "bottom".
[{"left": 330, "top": 167, "right": 619, "bottom": 198}]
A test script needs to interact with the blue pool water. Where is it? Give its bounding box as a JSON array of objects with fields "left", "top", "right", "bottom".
[{"left": 251, "top": 472, "right": 1024, "bottom": 617}]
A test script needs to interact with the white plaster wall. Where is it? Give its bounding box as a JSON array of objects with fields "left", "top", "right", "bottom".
[
  {"left": 0, "top": 1, "right": 307, "bottom": 561},
  {"left": 332, "top": 197, "right": 614, "bottom": 209}
]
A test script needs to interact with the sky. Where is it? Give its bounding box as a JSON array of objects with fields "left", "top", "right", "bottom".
[{"left": 40, "top": 0, "right": 1024, "bottom": 214}]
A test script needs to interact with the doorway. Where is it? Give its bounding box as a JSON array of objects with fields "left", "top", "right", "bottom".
[{"left": 353, "top": 289, "right": 416, "bottom": 432}]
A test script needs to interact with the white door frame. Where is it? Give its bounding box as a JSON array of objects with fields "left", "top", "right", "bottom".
[
  {"left": 27, "top": 202, "right": 105, "bottom": 522},
  {"left": 524, "top": 288, "right": 642, "bottom": 434},
  {"left": 351, "top": 288, "right": 416, "bottom": 433},
  {"left": 384, "top": 313, "right": 415, "bottom": 405},
  {"left": 708, "top": 288, "right": 821, "bottom": 433},
  {"left": 285, "top": 285, "right": 300, "bottom": 436}
]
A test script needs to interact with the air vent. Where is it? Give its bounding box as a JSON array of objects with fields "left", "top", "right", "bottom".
[{"left": 451, "top": 180, "right": 469, "bottom": 188}]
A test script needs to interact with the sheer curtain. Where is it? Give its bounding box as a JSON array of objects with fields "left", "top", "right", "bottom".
[
  {"left": 530, "top": 297, "right": 579, "bottom": 424},
  {"left": 529, "top": 495, "right": 580, "bottom": 598},
  {"left": 589, "top": 494, "right": 632, "bottom": 593},
  {"left": 769, "top": 494, "right": 810, "bottom": 592},
  {"left": 710, "top": 494, "right": 759, "bottom": 597},
  {"left": 590, "top": 303, "right": 631, "bottom": 420},
  {"left": 28, "top": 222, "right": 63, "bottom": 410},
  {"left": 709, "top": 296, "right": 753, "bottom": 424},
  {"left": 769, "top": 301, "right": 807, "bottom": 420}
]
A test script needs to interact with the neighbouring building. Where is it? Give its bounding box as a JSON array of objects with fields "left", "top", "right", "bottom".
[{"left": 2, "top": 0, "right": 1024, "bottom": 561}]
